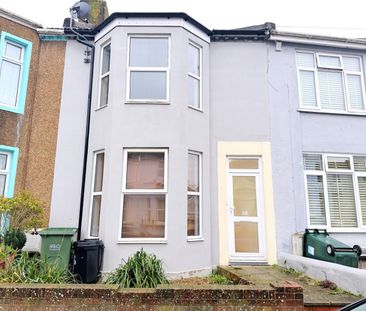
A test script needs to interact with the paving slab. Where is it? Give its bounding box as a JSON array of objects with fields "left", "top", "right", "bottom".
[{"left": 219, "top": 265, "right": 361, "bottom": 307}]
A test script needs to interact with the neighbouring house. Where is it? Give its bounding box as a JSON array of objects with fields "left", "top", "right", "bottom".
[
  {"left": 2, "top": 3, "right": 366, "bottom": 277},
  {"left": 0, "top": 8, "right": 67, "bottom": 221}
]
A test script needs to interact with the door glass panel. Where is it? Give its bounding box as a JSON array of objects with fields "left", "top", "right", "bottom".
[
  {"left": 234, "top": 222, "right": 259, "bottom": 253},
  {"left": 229, "top": 159, "right": 258, "bottom": 170},
  {"left": 233, "top": 176, "right": 257, "bottom": 217}
]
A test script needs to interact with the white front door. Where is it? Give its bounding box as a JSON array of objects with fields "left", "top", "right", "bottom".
[{"left": 227, "top": 158, "right": 266, "bottom": 262}]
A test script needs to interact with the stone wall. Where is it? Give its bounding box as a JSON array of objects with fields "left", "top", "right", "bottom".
[{"left": 0, "top": 281, "right": 304, "bottom": 310}]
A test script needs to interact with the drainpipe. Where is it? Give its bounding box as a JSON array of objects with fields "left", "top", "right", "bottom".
[{"left": 68, "top": 17, "right": 95, "bottom": 241}]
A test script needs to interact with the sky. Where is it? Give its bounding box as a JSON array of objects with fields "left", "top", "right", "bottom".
[{"left": 1, "top": 0, "right": 366, "bottom": 38}]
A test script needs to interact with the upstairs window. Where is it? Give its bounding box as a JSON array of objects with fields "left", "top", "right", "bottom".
[
  {"left": 98, "top": 42, "right": 111, "bottom": 108},
  {"left": 0, "top": 32, "right": 32, "bottom": 114},
  {"left": 304, "top": 153, "right": 366, "bottom": 230},
  {"left": 188, "top": 42, "right": 202, "bottom": 110},
  {"left": 296, "top": 51, "right": 365, "bottom": 113},
  {"left": 127, "top": 36, "right": 169, "bottom": 103}
]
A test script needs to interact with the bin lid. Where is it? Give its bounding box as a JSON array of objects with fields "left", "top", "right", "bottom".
[
  {"left": 74, "top": 239, "right": 104, "bottom": 249},
  {"left": 39, "top": 228, "right": 77, "bottom": 236}
]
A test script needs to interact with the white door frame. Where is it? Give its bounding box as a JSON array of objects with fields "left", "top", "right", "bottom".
[{"left": 227, "top": 157, "right": 266, "bottom": 262}]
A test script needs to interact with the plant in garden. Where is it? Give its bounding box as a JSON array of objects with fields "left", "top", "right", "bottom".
[
  {"left": 0, "top": 252, "right": 76, "bottom": 284},
  {"left": 0, "top": 244, "right": 16, "bottom": 262},
  {"left": 209, "top": 271, "right": 232, "bottom": 285},
  {"left": 105, "top": 249, "right": 168, "bottom": 288},
  {"left": 3, "top": 228, "right": 27, "bottom": 250},
  {"left": 0, "top": 191, "right": 46, "bottom": 231}
]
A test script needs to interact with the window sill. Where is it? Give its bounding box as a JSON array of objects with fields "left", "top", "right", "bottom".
[
  {"left": 117, "top": 239, "right": 167, "bottom": 244},
  {"left": 187, "top": 237, "right": 204, "bottom": 242},
  {"left": 0, "top": 104, "right": 24, "bottom": 115},
  {"left": 95, "top": 105, "right": 108, "bottom": 112},
  {"left": 125, "top": 101, "right": 170, "bottom": 105},
  {"left": 188, "top": 105, "right": 203, "bottom": 113},
  {"left": 298, "top": 108, "right": 366, "bottom": 117}
]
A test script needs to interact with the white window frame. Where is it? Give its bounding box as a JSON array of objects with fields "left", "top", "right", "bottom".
[
  {"left": 87, "top": 150, "right": 105, "bottom": 238},
  {"left": 304, "top": 153, "right": 366, "bottom": 232},
  {"left": 97, "top": 41, "right": 111, "bottom": 109},
  {"left": 0, "top": 151, "right": 10, "bottom": 196},
  {"left": 188, "top": 41, "right": 202, "bottom": 111},
  {"left": 126, "top": 35, "right": 170, "bottom": 104},
  {"left": 187, "top": 151, "right": 203, "bottom": 241},
  {"left": 296, "top": 51, "right": 366, "bottom": 114},
  {"left": 119, "top": 148, "right": 168, "bottom": 243},
  {"left": 0, "top": 40, "right": 24, "bottom": 109}
]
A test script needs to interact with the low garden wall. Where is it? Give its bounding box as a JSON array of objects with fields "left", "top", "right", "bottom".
[{"left": 0, "top": 281, "right": 304, "bottom": 310}]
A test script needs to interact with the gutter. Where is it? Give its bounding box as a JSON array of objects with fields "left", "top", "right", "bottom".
[{"left": 270, "top": 30, "right": 366, "bottom": 50}]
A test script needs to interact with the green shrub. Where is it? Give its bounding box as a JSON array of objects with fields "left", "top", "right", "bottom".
[
  {"left": 0, "top": 252, "right": 76, "bottom": 284},
  {"left": 0, "top": 191, "right": 46, "bottom": 231},
  {"left": 209, "top": 272, "right": 232, "bottom": 285},
  {"left": 3, "top": 229, "right": 26, "bottom": 250},
  {"left": 105, "top": 249, "right": 168, "bottom": 288}
]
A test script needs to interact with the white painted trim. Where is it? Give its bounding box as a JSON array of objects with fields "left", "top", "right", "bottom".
[
  {"left": 97, "top": 40, "right": 111, "bottom": 109},
  {"left": 296, "top": 51, "right": 366, "bottom": 113},
  {"left": 226, "top": 157, "right": 266, "bottom": 262},
  {"left": 119, "top": 148, "right": 168, "bottom": 241},
  {"left": 126, "top": 35, "right": 170, "bottom": 103},
  {"left": 187, "top": 41, "right": 203, "bottom": 111},
  {"left": 87, "top": 150, "right": 105, "bottom": 239},
  {"left": 303, "top": 152, "right": 366, "bottom": 231},
  {"left": 187, "top": 151, "right": 203, "bottom": 239},
  {"left": 95, "top": 17, "right": 210, "bottom": 43},
  {"left": 0, "top": 151, "right": 10, "bottom": 196}
]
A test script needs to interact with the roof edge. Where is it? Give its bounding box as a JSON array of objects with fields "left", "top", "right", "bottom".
[
  {"left": 270, "top": 30, "right": 366, "bottom": 49},
  {"left": 92, "top": 12, "right": 211, "bottom": 35},
  {"left": 0, "top": 7, "right": 42, "bottom": 29}
]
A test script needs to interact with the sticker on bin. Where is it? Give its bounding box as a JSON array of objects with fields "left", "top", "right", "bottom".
[
  {"left": 49, "top": 244, "right": 61, "bottom": 251},
  {"left": 308, "top": 245, "right": 314, "bottom": 256}
]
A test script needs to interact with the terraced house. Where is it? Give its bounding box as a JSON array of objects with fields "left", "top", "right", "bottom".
[{"left": 2, "top": 2, "right": 366, "bottom": 276}]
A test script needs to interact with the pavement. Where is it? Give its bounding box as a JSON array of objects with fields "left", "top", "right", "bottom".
[{"left": 219, "top": 265, "right": 361, "bottom": 308}]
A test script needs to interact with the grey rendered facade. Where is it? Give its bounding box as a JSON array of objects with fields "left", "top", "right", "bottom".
[{"left": 49, "top": 13, "right": 366, "bottom": 275}]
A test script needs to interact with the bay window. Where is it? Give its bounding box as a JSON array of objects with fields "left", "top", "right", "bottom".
[
  {"left": 296, "top": 51, "right": 366, "bottom": 113},
  {"left": 304, "top": 153, "right": 366, "bottom": 230},
  {"left": 187, "top": 151, "right": 202, "bottom": 238},
  {"left": 188, "top": 42, "right": 202, "bottom": 110},
  {"left": 127, "top": 36, "right": 169, "bottom": 102},
  {"left": 121, "top": 149, "right": 167, "bottom": 240},
  {"left": 89, "top": 151, "right": 105, "bottom": 237}
]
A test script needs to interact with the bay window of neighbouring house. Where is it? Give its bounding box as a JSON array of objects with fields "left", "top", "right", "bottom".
[
  {"left": 296, "top": 51, "right": 366, "bottom": 113},
  {"left": 304, "top": 154, "right": 366, "bottom": 230},
  {"left": 121, "top": 149, "right": 167, "bottom": 240},
  {"left": 98, "top": 42, "right": 111, "bottom": 108},
  {"left": 188, "top": 42, "right": 202, "bottom": 110},
  {"left": 0, "top": 32, "right": 32, "bottom": 114},
  {"left": 89, "top": 151, "right": 105, "bottom": 237},
  {"left": 127, "top": 36, "right": 169, "bottom": 102},
  {"left": 0, "top": 146, "right": 19, "bottom": 198},
  {"left": 187, "top": 151, "right": 202, "bottom": 239}
]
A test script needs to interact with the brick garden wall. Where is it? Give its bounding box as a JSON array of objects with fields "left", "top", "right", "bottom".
[{"left": 0, "top": 281, "right": 304, "bottom": 310}]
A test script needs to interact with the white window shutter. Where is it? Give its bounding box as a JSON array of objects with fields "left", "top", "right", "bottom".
[
  {"left": 318, "top": 71, "right": 345, "bottom": 110},
  {"left": 358, "top": 176, "right": 366, "bottom": 226},
  {"left": 327, "top": 174, "right": 357, "bottom": 227},
  {"left": 346, "top": 74, "right": 364, "bottom": 110},
  {"left": 299, "top": 70, "right": 317, "bottom": 107},
  {"left": 303, "top": 154, "right": 323, "bottom": 170},
  {"left": 306, "top": 175, "right": 327, "bottom": 226}
]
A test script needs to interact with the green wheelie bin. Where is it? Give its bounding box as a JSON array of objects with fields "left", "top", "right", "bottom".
[
  {"left": 303, "top": 229, "right": 359, "bottom": 268},
  {"left": 39, "top": 228, "right": 77, "bottom": 270}
]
